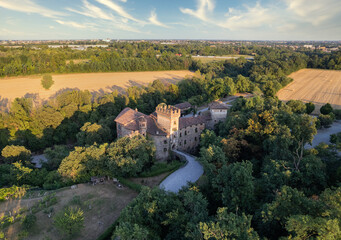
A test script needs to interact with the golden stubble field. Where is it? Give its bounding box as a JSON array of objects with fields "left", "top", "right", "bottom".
[
  {"left": 0, "top": 70, "right": 194, "bottom": 102},
  {"left": 277, "top": 69, "right": 341, "bottom": 113}
]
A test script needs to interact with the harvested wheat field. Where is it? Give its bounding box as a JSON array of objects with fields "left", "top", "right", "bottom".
[
  {"left": 0, "top": 70, "right": 194, "bottom": 102},
  {"left": 277, "top": 69, "right": 341, "bottom": 114}
]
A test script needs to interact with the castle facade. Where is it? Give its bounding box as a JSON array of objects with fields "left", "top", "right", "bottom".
[{"left": 115, "top": 102, "right": 228, "bottom": 161}]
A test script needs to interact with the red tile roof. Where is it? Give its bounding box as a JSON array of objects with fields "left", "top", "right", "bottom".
[
  {"left": 179, "top": 115, "right": 207, "bottom": 129},
  {"left": 174, "top": 102, "right": 192, "bottom": 110},
  {"left": 209, "top": 101, "right": 230, "bottom": 109},
  {"left": 115, "top": 107, "right": 167, "bottom": 136}
]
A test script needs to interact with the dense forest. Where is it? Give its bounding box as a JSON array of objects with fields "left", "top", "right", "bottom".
[
  {"left": 1, "top": 42, "right": 340, "bottom": 77},
  {"left": 0, "top": 42, "right": 341, "bottom": 239}
]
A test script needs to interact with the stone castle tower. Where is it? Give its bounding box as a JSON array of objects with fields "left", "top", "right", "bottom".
[
  {"left": 138, "top": 116, "right": 147, "bottom": 137},
  {"left": 156, "top": 103, "right": 181, "bottom": 149}
]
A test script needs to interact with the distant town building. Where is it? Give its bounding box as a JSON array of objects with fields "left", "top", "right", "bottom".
[{"left": 115, "top": 101, "right": 229, "bottom": 161}]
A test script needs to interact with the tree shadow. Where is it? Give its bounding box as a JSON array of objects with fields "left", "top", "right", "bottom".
[{"left": 0, "top": 96, "right": 10, "bottom": 112}]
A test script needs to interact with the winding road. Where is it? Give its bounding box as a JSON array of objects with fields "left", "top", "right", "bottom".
[
  {"left": 159, "top": 150, "right": 204, "bottom": 193},
  {"left": 306, "top": 120, "right": 341, "bottom": 149}
]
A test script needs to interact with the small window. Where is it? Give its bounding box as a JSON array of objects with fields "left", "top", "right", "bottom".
[
  {"left": 118, "top": 124, "right": 121, "bottom": 130},
  {"left": 179, "top": 142, "right": 182, "bottom": 146},
  {"left": 164, "top": 140, "right": 167, "bottom": 144},
  {"left": 184, "top": 140, "right": 187, "bottom": 145},
  {"left": 220, "top": 110, "right": 222, "bottom": 112},
  {"left": 180, "top": 132, "right": 182, "bottom": 137},
  {"left": 195, "top": 137, "right": 197, "bottom": 141},
  {"left": 174, "top": 121, "right": 176, "bottom": 125},
  {"left": 195, "top": 128, "right": 198, "bottom": 133},
  {"left": 164, "top": 148, "right": 167, "bottom": 152},
  {"left": 185, "top": 131, "right": 187, "bottom": 136}
]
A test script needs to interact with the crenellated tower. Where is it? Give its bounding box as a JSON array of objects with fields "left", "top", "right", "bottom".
[{"left": 155, "top": 103, "right": 180, "bottom": 135}]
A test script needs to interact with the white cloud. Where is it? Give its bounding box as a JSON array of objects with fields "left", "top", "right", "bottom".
[
  {"left": 0, "top": 0, "right": 65, "bottom": 18},
  {"left": 180, "top": 0, "right": 215, "bottom": 22},
  {"left": 55, "top": 20, "right": 88, "bottom": 29},
  {"left": 285, "top": 0, "right": 341, "bottom": 25},
  {"left": 219, "top": 3, "right": 274, "bottom": 30},
  {"left": 66, "top": 0, "right": 114, "bottom": 21},
  {"left": 95, "top": 0, "right": 144, "bottom": 23},
  {"left": 148, "top": 10, "right": 169, "bottom": 28}
]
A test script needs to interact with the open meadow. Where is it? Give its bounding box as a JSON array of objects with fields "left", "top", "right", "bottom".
[
  {"left": 0, "top": 183, "right": 137, "bottom": 240},
  {"left": 0, "top": 70, "right": 193, "bottom": 104},
  {"left": 277, "top": 69, "right": 341, "bottom": 113},
  {"left": 0, "top": 169, "right": 173, "bottom": 240}
]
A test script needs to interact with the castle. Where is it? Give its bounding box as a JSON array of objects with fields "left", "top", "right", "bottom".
[{"left": 115, "top": 101, "right": 229, "bottom": 161}]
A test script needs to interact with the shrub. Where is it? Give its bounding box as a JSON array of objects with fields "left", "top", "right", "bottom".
[
  {"left": 53, "top": 207, "right": 84, "bottom": 237},
  {"left": 320, "top": 103, "right": 333, "bottom": 115},
  {"left": 305, "top": 102, "right": 315, "bottom": 114},
  {"left": 318, "top": 114, "right": 335, "bottom": 128},
  {"left": 41, "top": 74, "right": 54, "bottom": 90},
  {"left": 286, "top": 100, "right": 306, "bottom": 114},
  {"left": 21, "top": 214, "right": 37, "bottom": 231},
  {"left": 333, "top": 109, "right": 341, "bottom": 120}
]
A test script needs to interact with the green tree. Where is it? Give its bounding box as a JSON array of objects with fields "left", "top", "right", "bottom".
[
  {"left": 76, "top": 122, "right": 111, "bottom": 145},
  {"left": 217, "top": 161, "right": 255, "bottom": 212},
  {"left": 318, "top": 113, "right": 335, "bottom": 128},
  {"left": 286, "top": 100, "right": 306, "bottom": 114},
  {"left": 320, "top": 103, "right": 333, "bottom": 115},
  {"left": 286, "top": 215, "right": 341, "bottom": 239},
  {"left": 106, "top": 136, "right": 155, "bottom": 177},
  {"left": 200, "top": 208, "right": 259, "bottom": 240},
  {"left": 305, "top": 102, "right": 315, "bottom": 114},
  {"left": 54, "top": 207, "right": 84, "bottom": 238},
  {"left": 58, "top": 144, "right": 107, "bottom": 183},
  {"left": 1, "top": 145, "right": 31, "bottom": 164},
  {"left": 41, "top": 74, "right": 54, "bottom": 90},
  {"left": 113, "top": 222, "right": 151, "bottom": 240}
]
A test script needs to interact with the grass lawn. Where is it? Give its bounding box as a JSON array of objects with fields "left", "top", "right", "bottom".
[
  {"left": 0, "top": 164, "right": 181, "bottom": 240},
  {"left": 0, "top": 183, "right": 137, "bottom": 240}
]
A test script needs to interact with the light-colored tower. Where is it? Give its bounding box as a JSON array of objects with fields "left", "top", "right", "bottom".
[
  {"left": 138, "top": 116, "right": 147, "bottom": 137},
  {"left": 155, "top": 103, "right": 181, "bottom": 150}
]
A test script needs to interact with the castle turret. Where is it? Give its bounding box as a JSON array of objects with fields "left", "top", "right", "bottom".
[
  {"left": 138, "top": 116, "right": 147, "bottom": 137},
  {"left": 155, "top": 103, "right": 180, "bottom": 135}
]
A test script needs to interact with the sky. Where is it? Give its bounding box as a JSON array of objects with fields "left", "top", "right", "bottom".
[{"left": 0, "top": 0, "right": 341, "bottom": 40}]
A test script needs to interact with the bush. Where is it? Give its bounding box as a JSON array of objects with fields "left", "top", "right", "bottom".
[
  {"left": 318, "top": 113, "right": 335, "bottom": 128},
  {"left": 21, "top": 214, "right": 36, "bottom": 231},
  {"left": 41, "top": 74, "right": 54, "bottom": 90},
  {"left": 320, "top": 103, "right": 333, "bottom": 115},
  {"left": 53, "top": 207, "right": 84, "bottom": 237},
  {"left": 305, "top": 102, "right": 315, "bottom": 114},
  {"left": 286, "top": 100, "right": 306, "bottom": 114},
  {"left": 0, "top": 185, "right": 29, "bottom": 201},
  {"left": 333, "top": 109, "right": 341, "bottom": 120}
]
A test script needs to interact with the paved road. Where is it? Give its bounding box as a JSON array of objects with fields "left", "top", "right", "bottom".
[
  {"left": 306, "top": 120, "right": 341, "bottom": 149},
  {"left": 31, "top": 154, "right": 48, "bottom": 168},
  {"left": 159, "top": 150, "right": 204, "bottom": 193}
]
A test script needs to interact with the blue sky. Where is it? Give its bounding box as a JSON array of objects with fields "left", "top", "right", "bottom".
[{"left": 0, "top": 0, "right": 340, "bottom": 40}]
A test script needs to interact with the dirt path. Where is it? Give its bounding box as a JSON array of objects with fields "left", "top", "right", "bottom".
[
  {"left": 0, "top": 70, "right": 194, "bottom": 104},
  {"left": 277, "top": 69, "right": 341, "bottom": 114}
]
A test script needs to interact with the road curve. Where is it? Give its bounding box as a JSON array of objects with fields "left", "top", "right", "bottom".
[{"left": 159, "top": 150, "right": 204, "bottom": 193}]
